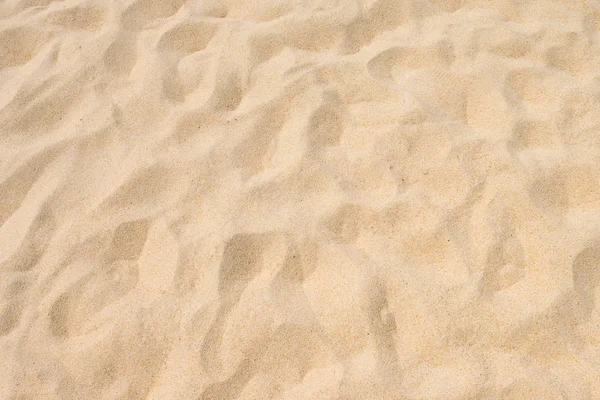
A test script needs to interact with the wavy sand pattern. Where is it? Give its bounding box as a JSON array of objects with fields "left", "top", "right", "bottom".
[{"left": 2, "top": 0, "right": 600, "bottom": 398}]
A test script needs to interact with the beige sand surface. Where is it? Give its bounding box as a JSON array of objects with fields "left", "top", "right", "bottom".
[{"left": 2, "top": 0, "right": 600, "bottom": 398}]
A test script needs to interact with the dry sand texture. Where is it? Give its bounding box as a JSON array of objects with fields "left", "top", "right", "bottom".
[{"left": 2, "top": 0, "right": 600, "bottom": 398}]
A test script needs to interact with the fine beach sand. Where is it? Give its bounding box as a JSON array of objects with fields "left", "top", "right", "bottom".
[{"left": 2, "top": 0, "right": 600, "bottom": 398}]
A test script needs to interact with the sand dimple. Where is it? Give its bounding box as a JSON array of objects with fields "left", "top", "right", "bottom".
[
  {"left": 573, "top": 246, "right": 600, "bottom": 316},
  {"left": 121, "top": 0, "right": 184, "bottom": 30},
  {"left": 110, "top": 219, "right": 150, "bottom": 260},
  {"left": 0, "top": 26, "right": 47, "bottom": 69},
  {"left": 307, "top": 90, "right": 346, "bottom": 148},
  {"left": 103, "top": 34, "right": 137, "bottom": 76},
  {"left": 157, "top": 21, "right": 217, "bottom": 54},
  {"left": 368, "top": 42, "right": 455, "bottom": 79},
  {"left": 511, "top": 119, "right": 562, "bottom": 150},
  {"left": 46, "top": 6, "right": 106, "bottom": 31}
]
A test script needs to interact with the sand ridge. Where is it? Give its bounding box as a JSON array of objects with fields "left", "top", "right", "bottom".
[{"left": 1, "top": 0, "right": 600, "bottom": 398}]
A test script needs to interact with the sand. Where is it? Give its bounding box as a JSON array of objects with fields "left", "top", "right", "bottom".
[{"left": 1, "top": 0, "right": 600, "bottom": 398}]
